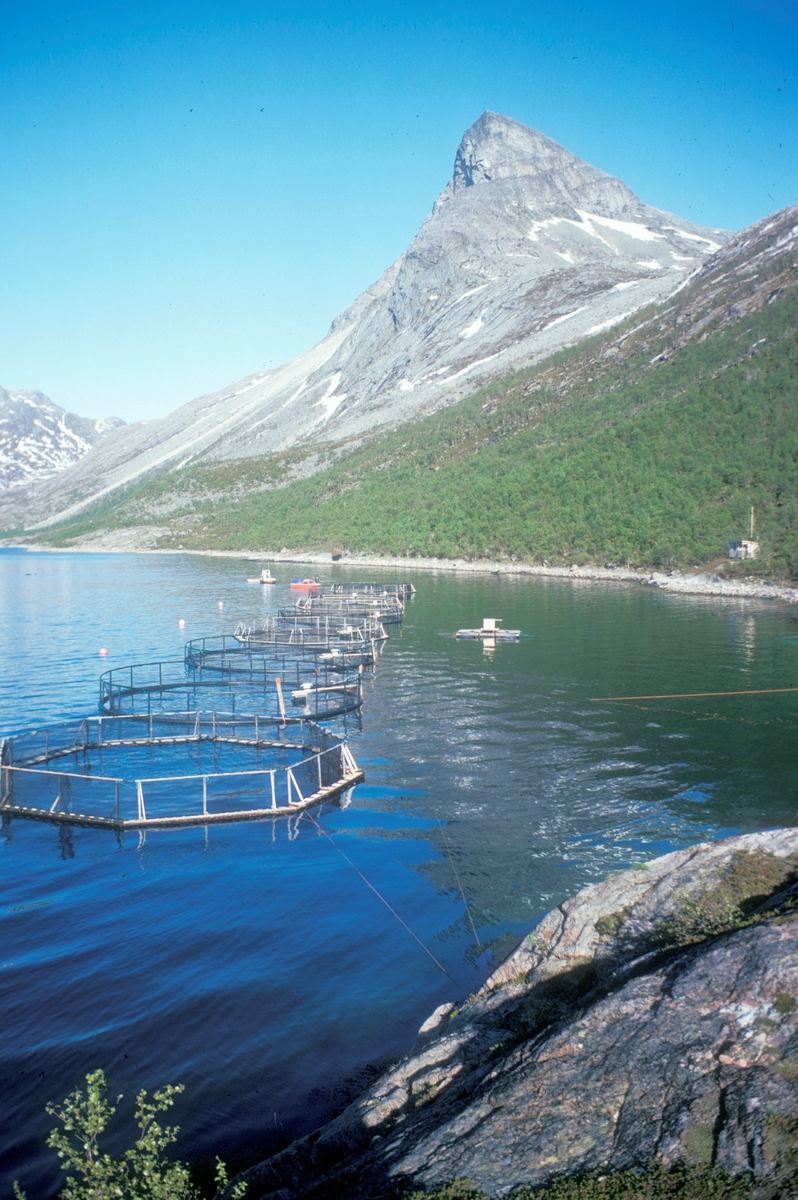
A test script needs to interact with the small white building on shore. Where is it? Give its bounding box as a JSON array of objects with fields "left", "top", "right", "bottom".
[{"left": 728, "top": 539, "right": 760, "bottom": 560}]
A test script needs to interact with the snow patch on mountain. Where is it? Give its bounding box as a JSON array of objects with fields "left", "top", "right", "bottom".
[
  {"left": 0, "top": 387, "right": 124, "bottom": 490},
  {"left": 544, "top": 306, "right": 587, "bottom": 329},
  {"left": 460, "top": 315, "right": 485, "bottom": 338}
]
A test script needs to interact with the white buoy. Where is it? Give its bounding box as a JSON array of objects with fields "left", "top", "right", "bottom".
[
  {"left": 178, "top": 619, "right": 186, "bottom": 629},
  {"left": 218, "top": 601, "right": 224, "bottom": 610},
  {"left": 99, "top": 647, "right": 108, "bottom": 657}
]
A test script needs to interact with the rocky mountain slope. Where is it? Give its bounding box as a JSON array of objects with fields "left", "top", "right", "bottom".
[
  {"left": 227, "top": 830, "right": 798, "bottom": 1200},
  {"left": 0, "top": 387, "right": 123, "bottom": 490},
  {"left": 0, "top": 112, "right": 727, "bottom": 531},
  {"left": 29, "top": 197, "right": 798, "bottom": 577}
]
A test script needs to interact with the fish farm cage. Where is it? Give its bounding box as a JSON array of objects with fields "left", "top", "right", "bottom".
[
  {"left": 280, "top": 595, "right": 405, "bottom": 624},
  {"left": 0, "top": 714, "right": 363, "bottom": 830},
  {"left": 235, "top": 612, "right": 389, "bottom": 647},
  {"left": 234, "top": 614, "right": 388, "bottom": 657},
  {"left": 0, "top": 578, "right": 420, "bottom": 833},
  {"left": 191, "top": 632, "right": 378, "bottom": 673},
  {"left": 324, "top": 582, "right": 415, "bottom": 599},
  {"left": 99, "top": 657, "right": 363, "bottom": 721}
]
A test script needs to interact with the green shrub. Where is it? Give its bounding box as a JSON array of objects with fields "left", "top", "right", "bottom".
[
  {"left": 594, "top": 910, "right": 628, "bottom": 938},
  {"left": 14, "top": 1069, "right": 245, "bottom": 1200}
]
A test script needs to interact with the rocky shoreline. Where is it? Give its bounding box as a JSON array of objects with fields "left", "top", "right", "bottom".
[
  {"left": 259, "top": 550, "right": 798, "bottom": 606},
  {"left": 4, "top": 536, "right": 798, "bottom": 605},
  {"left": 226, "top": 829, "right": 798, "bottom": 1199}
]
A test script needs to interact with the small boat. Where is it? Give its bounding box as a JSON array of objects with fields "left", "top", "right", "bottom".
[
  {"left": 290, "top": 577, "right": 321, "bottom": 590},
  {"left": 247, "top": 568, "right": 277, "bottom": 584}
]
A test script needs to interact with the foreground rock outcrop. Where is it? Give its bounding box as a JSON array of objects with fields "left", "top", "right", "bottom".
[{"left": 232, "top": 830, "right": 798, "bottom": 1199}]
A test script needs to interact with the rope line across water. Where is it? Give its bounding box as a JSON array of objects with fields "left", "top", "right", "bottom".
[
  {"left": 591, "top": 686, "right": 797, "bottom": 702},
  {"left": 438, "top": 819, "right": 482, "bottom": 951},
  {"left": 299, "top": 808, "right": 467, "bottom": 994}
]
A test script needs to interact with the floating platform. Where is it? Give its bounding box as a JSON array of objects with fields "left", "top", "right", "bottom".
[{"left": 455, "top": 618, "right": 521, "bottom": 641}]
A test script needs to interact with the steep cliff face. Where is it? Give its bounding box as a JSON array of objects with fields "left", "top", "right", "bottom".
[
  {"left": 1, "top": 112, "right": 728, "bottom": 531},
  {"left": 231, "top": 830, "right": 798, "bottom": 1200},
  {"left": 295, "top": 113, "right": 724, "bottom": 449},
  {"left": 0, "top": 387, "right": 123, "bottom": 491}
]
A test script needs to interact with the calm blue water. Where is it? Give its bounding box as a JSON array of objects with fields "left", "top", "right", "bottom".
[{"left": 2, "top": 549, "right": 797, "bottom": 1196}]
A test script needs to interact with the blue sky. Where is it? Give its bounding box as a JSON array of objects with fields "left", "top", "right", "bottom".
[{"left": 1, "top": 0, "right": 796, "bottom": 422}]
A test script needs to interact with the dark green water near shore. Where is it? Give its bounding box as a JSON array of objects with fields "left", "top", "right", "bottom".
[
  {"left": 2, "top": 551, "right": 797, "bottom": 1196},
  {"left": 366, "top": 571, "right": 798, "bottom": 925}
]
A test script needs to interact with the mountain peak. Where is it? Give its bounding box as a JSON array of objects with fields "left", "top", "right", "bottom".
[
  {"left": 444, "top": 111, "right": 638, "bottom": 216},
  {"left": 453, "top": 111, "right": 568, "bottom": 189}
]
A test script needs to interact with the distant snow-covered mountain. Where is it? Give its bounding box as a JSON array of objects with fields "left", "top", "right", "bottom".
[
  {"left": 2, "top": 111, "right": 732, "bottom": 528},
  {"left": 0, "top": 386, "right": 124, "bottom": 490}
]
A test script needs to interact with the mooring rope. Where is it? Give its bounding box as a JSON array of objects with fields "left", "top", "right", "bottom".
[
  {"left": 299, "top": 808, "right": 466, "bottom": 993},
  {"left": 438, "top": 820, "right": 481, "bottom": 951},
  {"left": 604, "top": 701, "right": 793, "bottom": 726},
  {"left": 590, "top": 686, "right": 796, "bottom": 702}
]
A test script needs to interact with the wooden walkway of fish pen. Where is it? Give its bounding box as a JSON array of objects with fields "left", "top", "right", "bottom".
[{"left": 0, "top": 713, "right": 363, "bottom": 830}]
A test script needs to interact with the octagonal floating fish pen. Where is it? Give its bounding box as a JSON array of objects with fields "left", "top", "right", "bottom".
[
  {"left": 99, "top": 657, "right": 363, "bottom": 721},
  {"left": 324, "top": 582, "right": 416, "bottom": 600},
  {"left": 0, "top": 714, "right": 363, "bottom": 830},
  {"left": 280, "top": 595, "right": 405, "bottom": 625},
  {"left": 188, "top": 632, "right": 378, "bottom": 674},
  {"left": 235, "top": 613, "right": 389, "bottom": 651}
]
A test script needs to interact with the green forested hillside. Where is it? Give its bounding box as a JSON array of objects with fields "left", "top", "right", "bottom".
[{"left": 40, "top": 278, "right": 798, "bottom": 577}]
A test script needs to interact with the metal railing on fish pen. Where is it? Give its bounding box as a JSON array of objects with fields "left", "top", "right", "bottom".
[
  {"left": 0, "top": 714, "right": 363, "bottom": 830},
  {"left": 190, "top": 633, "right": 377, "bottom": 673},
  {"left": 233, "top": 615, "right": 388, "bottom": 664},
  {"left": 324, "top": 582, "right": 416, "bottom": 599},
  {"left": 235, "top": 613, "right": 389, "bottom": 648},
  {"left": 183, "top": 634, "right": 362, "bottom": 672},
  {"left": 280, "top": 595, "right": 405, "bottom": 625},
  {"left": 99, "top": 657, "right": 363, "bottom": 721}
]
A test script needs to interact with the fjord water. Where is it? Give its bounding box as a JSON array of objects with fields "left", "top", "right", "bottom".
[{"left": 2, "top": 549, "right": 797, "bottom": 1197}]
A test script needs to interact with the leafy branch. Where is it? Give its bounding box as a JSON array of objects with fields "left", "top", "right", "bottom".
[{"left": 15, "top": 1069, "right": 246, "bottom": 1200}]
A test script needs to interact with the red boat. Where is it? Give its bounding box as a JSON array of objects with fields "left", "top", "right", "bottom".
[{"left": 290, "top": 577, "right": 321, "bottom": 590}]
